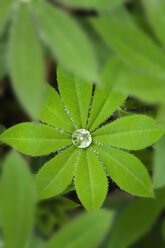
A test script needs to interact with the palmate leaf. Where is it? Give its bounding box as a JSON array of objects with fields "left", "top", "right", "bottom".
[
  {"left": 9, "top": 2, "right": 45, "bottom": 119},
  {"left": 91, "top": 17, "right": 165, "bottom": 77},
  {"left": 75, "top": 148, "right": 108, "bottom": 211},
  {"left": 57, "top": 67, "right": 92, "bottom": 129},
  {"left": 0, "top": 123, "right": 72, "bottom": 156},
  {"left": 32, "top": 0, "right": 98, "bottom": 82},
  {"left": 93, "top": 115, "right": 164, "bottom": 150},
  {"left": 36, "top": 146, "right": 79, "bottom": 200},
  {"left": 1, "top": 150, "right": 36, "bottom": 248},
  {"left": 107, "top": 188, "right": 165, "bottom": 248},
  {"left": 93, "top": 144, "right": 153, "bottom": 197},
  {"left": 0, "top": 0, "right": 14, "bottom": 35},
  {"left": 153, "top": 134, "right": 165, "bottom": 189},
  {"left": 43, "top": 210, "right": 112, "bottom": 248},
  {"left": 39, "top": 85, "right": 75, "bottom": 133},
  {"left": 142, "top": 0, "right": 165, "bottom": 47}
]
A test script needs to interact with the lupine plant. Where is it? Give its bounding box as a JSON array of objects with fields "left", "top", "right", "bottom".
[
  {"left": 0, "top": 66, "right": 163, "bottom": 210},
  {"left": 1, "top": 0, "right": 165, "bottom": 247}
]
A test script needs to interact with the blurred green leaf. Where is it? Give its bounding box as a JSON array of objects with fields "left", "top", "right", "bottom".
[
  {"left": 91, "top": 17, "right": 165, "bottom": 77},
  {"left": 43, "top": 209, "right": 113, "bottom": 248},
  {"left": 161, "top": 219, "right": 165, "bottom": 242},
  {"left": 99, "top": 4, "right": 134, "bottom": 26},
  {"left": 0, "top": 241, "right": 4, "bottom": 248},
  {"left": 32, "top": 0, "right": 99, "bottom": 82},
  {"left": 75, "top": 149, "right": 108, "bottom": 210},
  {"left": 36, "top": 147, "right": 79, "bottom": 200},
  {"left": 93, "top": 115, "right": 164, "bottom": 150},
  {"left": 0, "top": 125, "right": 5, "bottom": 135},
  {"left": 101, "top": 56, "right": 165, "bottom": 104},
  {"left": 133, "top": 148, "right": 153, "bottom": 171},
  {"left": 36, "top": 196, "right": 79, "bottom": 236},
  {"left": 0, "top": 0, "right": 14, "bottom": 35},
  {"left": 142, "top": 0, "right": 165, "bottom": 46},
  {"left": 107, "top": 188, "right": 165, "bottom": 248},
  {"left": 0, "top": 43, "right": 7, "bottom": 80},
  {"left": 0, "top": 124, "right": 6, "bottom": 145},
  {"left": 0, "top": 122, "right": 72, "bottom": 156},
  {"left": 57, "top": 66, "right": 92, "bottom": 129},
  {"left": 27, "top": 236, "right": 44, "bottom": 248},
  {"left": 93, "top": 144, "right": 154, "bottom": 197},
  {"left": 59, "top": 0, "right": 129, "bottom": 10},
  {"left": 1, "top": 150, "right": 36, "bottom": 248},
  {"left": 39, "top": 85, "right": 75, "bottom": 133},
  {"left": 153, "top": 134, "right": 165, "bottom": 189},
  {"left": 9, "top": 3, "right": 46, "bottom": 119},
  {"left": 115, "top": 64, "right": 165, "bottom": 103},
  {"left": 81, "top": 20, "right": 113, "bottom": 70},
  {"left": 53, "top": 197, "right": 79, "bottom": 210}
]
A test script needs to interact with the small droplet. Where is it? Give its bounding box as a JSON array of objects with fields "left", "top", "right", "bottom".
[{"left": 72, "top": 129, "right": 92, "bottom": 148}]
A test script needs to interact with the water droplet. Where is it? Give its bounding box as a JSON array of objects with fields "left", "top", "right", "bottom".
[{"left": 72, "top": 129, "right": 92, "bottom": 148}]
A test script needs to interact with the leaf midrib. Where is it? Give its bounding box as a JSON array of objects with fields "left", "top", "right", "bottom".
[
  {"left": 86, "top": 151, "right": 95, "bottom": 209},
  {"left": 95, "top": 128, "right": 162, "bottom": 137},
  {"left": 1, "top": 137, "right": 71, "bottom": 141}
]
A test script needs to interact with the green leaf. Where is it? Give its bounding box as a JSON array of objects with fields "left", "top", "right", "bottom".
[
  {"left": 115, "top": 64, "right": 165, "bottom": 103},
  {"left": 99, "top": 5, "right": 134, "bottom": 25},
  {"left": 43, "top": 209, "right": 113, "bottom": 248},
  {"left": 93, "top": 115, "right": 164, "bottom": 150},
  {"left": 27, "top": 236, "right": 44, "bottom": 248},
  {"left": 162, "top": 219, "right": 165, "bottom": 242},
  {"left": 59, "top": 0, "right": 129, "bottom": 10},
  {"left": 142, "top": 0, "right": 165, "bottom": 46},
  {"left": 39, "top": 85, "right": 75, "bottom": 133},
  {"left": 0, "top": 122, "right": 72, "bottom": 156},
  {"left": 0, "top": 0, "right": 14, "bottom": 34},
  {"left": 87, "top": 58, "right": 126, "bottom": 131},
  {"left": 1, "top": 150, "right": 36, "bottom": 248},
  {"left": 94, "top": 144, "right": 153, "bottom": 197},
  {"left": 107, "top": 188, "right": 165, "bottom": 248},
  {"left": 75, "top": 148, "right": 107, "bottom": 210},
  {"left": 153, "top": 134, "right": 165, "bottom": 189},
  {"left": 91, "top": 17, "right": 165, "bottom": 77},
  {"left": 0, "top": 43, "right": 7, "bottom": 80},
  {"left": 0, "top": 124, "right": 5, "bottom": 135},
  {"left": 32, "top": 0, "right": 98, "bottom": 82},
  {"left": 9, "top": 3, "right": 45, "bottom": 119},
  {"left": 55, "top": 197, "right": 79, "bottom": 210},
  {"left": 36, "top": 146, "right": 79, "bottom": 200},
  {"left": 57, "top": 66, "right": 93, "bottom": 129}
]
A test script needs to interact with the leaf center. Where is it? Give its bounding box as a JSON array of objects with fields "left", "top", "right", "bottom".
[{"left": 72, "top": 129, "right": 92, "bottom": 148}]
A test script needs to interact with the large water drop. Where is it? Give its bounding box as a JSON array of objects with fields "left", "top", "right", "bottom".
[{"left": 72, "top": 129, "right": 92, "bottom": 148}]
